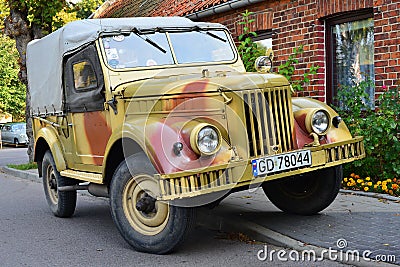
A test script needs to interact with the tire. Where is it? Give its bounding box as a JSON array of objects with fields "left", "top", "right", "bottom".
[
  {"left": 110, "top": 153, "right": 196, "bottom": 254},
  {"left": 14, "top": 138, "right": 19, "bottom": 147},
  {"left": 262, "top": 166, "right": 342, "bottom": 215},
  {"left": 42, "top": 150, "right": 77, "bottom": 217}
]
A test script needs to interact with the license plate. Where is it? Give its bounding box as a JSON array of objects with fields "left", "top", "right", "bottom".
[{"left": 252, "top": 150, "right": 312, "bottom": 177}]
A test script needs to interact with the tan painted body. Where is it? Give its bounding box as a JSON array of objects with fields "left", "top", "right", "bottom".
[{"left": 32, "top": 27, "right": 365, "bottom": 202}]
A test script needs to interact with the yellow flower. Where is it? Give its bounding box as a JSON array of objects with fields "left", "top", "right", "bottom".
[
  {"left": 366, "top": 177, "right": 371, "bottom": 181},
  {"left": 387, "top": 179, "right": 392, "bottom": 183},
  {"left": 357, "top": 179, "right": 363, "bottom": 184},
  {"left": 344, "top": 178, "right": 348, "bottom": 182},
  {"left": 377, "top": 181, "right": 382, "bottom": 185},
  {"left": 374, "top": 185, "right": 378, "bottom": 189},
  {"left": 347, "top": 182, "right": 351, "bottom": 187},
  {"left": 364, "top": 187, "right": 369, "bottom": 191},
  {"left": 367, "top": 182, "right": 372, "bottom": 186}
]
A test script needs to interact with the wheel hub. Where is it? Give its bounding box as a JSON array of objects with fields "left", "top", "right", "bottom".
[{"left": 135, "top": 193, "right": 156, "bottom": 214}]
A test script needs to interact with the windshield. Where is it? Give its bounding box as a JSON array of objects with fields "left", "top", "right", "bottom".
[
  {"left": 168, "top": 30, "right": 235, "bottom": 64},
  {"left": 101, "top": 29, "right": 235, "bottom": 69},
  {"left": 102, "top": 32, "right": 174, "bottom": 69}
]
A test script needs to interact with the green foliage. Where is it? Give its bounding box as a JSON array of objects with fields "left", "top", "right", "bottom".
[
  {"left": 334, "top": 80, "right": 400, "bottom": 180},
  {"left": 0, "top": 34, "right": 26, "bottom": 121},
  {"left": 74, "top": 0, "right": 104, "bottom": 19},
  {"left": 277, "top": 45, "right": 319, "bottom": 92},
  {"left": 7, "top": 162, "right": 38, "bottom": 170},
  {"left": 6, "top": 0, "right": 76, "bottom": 33},
  {"left": 237, "top": 10, "right": 265, "bottom": 72}
]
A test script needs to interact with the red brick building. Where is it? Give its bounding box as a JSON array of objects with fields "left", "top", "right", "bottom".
[{"left": 94, "top": 0, "right": 400, "bottom": 104}]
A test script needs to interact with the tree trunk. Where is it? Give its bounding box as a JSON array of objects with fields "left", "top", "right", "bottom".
[{"left": 4, "top": 8, "right": 34, "bottom": 162}]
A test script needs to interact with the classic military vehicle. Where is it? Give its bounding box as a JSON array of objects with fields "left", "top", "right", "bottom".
[{"left": 27, "top": 17, "right": 365, "bottom": 254}]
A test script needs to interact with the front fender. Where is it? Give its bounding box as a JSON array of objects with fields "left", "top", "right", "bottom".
[
  {"left": 106, "top": 117, "right": 232, "bottom": 175},
  {"left": 292, "top": 97, "right": 353, "bottom": 147}
]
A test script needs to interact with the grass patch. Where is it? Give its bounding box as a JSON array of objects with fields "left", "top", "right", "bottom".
[{"left": 7, "top": 162, "right": 37, "bottom": 170}]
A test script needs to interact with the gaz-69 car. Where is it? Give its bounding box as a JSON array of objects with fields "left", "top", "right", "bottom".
[{"left": 27, "top": 17, "right": 365, "bottom": 254}]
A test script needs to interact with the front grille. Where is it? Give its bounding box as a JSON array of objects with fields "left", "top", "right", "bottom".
[
  {"left": 325, "top": 138, "right": 365, "bottom": 163},
  {"left": 160, "top": 168, "right": 234, "bottom": 199},
  {"left": 243, "top": 87, "right": 294, "bottom": 157}
]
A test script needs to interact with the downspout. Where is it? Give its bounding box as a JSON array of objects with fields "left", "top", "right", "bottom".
[{"left": 186, "top": 0, "right": 265, "bottom": 20}]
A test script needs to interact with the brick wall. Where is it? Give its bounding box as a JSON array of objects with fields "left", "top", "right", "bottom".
[
  {"left": 201, "top": 0, "right": 386, "bottom": 102},
  {"left": 96, "top": 0, "right": 400, "bottom": 103},
  {"left": 373, "top": 0, "right": 400, "bottom": 97},
  {"left": 202, "top": 0, "right": 326, "bottom": 100}
]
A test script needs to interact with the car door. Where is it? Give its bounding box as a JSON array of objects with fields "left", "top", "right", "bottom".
[
  {"left": 63, "top": 44, "right": 111, "bottom": 170},
  {"left": 1, "top": 125, "right": 11, "bottom": 143}
]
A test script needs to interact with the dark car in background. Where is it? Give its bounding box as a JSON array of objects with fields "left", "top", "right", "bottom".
[{"left": 0, "top": 122, "right": 28, "bottom": 147}]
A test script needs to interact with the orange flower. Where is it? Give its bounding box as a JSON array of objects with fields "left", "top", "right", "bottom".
[
  {"left": 392, "top": 184, "right": 399, "bottom": 190},
  {"left": 355, "top": 175, "right": 360, "bottom": 179},
  {"left": 393, "top": 178, "right": 397, "bottom": 182}
]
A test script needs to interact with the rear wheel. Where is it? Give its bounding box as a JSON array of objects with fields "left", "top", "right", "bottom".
[
  {"left": 110, "top": 153, "right": 196, "bottom": 254},
  {"left": 262, "top": 166, "right": 342, "bottom": 215},
  {"left": 42, "top": 150, "right": 77, "bottom": 217},
  {"left": 14, "top": 138, "right": 19, "bottom": 147}
]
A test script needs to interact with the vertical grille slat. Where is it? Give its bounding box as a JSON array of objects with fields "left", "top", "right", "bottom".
[{"left": 243, "top": 87, "right": 294, "bottom": 158}]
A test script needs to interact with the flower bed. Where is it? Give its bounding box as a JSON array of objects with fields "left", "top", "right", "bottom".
[{"left": 342, "top": 173, "right": 400, "bottom": 197}]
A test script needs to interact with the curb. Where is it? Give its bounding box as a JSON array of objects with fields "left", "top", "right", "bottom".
[
  {"left": 0, "top": 166, "right": 39, "bottom": 182},
  {"left": 340, "top": 189, "right": 400, "bottom": 202}
]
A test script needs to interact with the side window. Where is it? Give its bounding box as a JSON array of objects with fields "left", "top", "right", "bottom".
[
  {"left": 64, "top": 45, "right": 105, "bottom": 113},
  {"left": 73, "top": 61, "right": 98, "bottom": 90}
]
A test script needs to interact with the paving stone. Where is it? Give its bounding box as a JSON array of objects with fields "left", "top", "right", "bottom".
[{"left": 216, "top": 190, "right": 400, "bottom": 265}]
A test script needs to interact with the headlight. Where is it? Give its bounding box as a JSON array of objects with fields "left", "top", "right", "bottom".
[
  {"left": 190, "top": 124, "right": 221, "bottom": 155},
  {"left": 310, "top": 110, "right": 330, "bottom": 135}
]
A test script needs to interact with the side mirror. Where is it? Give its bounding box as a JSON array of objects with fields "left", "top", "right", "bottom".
[{"left": 254, "top": 55, "right": 273, "bottom": 73}]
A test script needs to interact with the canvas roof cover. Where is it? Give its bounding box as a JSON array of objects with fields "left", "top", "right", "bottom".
[{"left": 27, "top": 17, "right": 225, "bottom": 116}]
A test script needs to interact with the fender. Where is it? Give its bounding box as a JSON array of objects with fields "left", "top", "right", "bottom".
[
  {"left": 35, "top": 126, "right": 67, "bottom": 171},
  {"left": 104, "top": 117, "right": 232, "bottom": 176},
  {"left": 292, "top": 97, "right": 353, "bottom": 146}
]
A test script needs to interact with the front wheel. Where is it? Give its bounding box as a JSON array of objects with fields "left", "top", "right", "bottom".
[
  {"left": 42, "top": 150, "right": 77, "bottom": 217},
  {"left": 262, "top": 166, "right": 342, "bottom": 215},
  {"left": 110, "top": 153, "right": 196, "bottom": 254}
]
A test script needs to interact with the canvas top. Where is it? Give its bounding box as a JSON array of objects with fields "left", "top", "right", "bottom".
[{"left": 27, "top": 17, "right": 226, "bottom": 116}]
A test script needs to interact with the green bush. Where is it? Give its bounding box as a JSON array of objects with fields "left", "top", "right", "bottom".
[
  {"left": 277, "top": 45, "right": 319, "bottom": 92},
  {"left": 334, "top": 81, "right": 400, "bottom": 180},
  {"left": 237, "top": 10, "right": 265, "bottom": 72}
]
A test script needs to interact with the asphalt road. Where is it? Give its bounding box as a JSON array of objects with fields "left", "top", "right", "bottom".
[
  {"left": 0, "top": 171, "right": 349, "bottom": 267},
  {"left": 0, "top": 147, "right": 29, "bottom": 166},
  {"left": 0, "top": 146, "right": 355, "bottom": 266}
]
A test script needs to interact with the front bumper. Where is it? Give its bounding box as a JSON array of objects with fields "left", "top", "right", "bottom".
[{"left": 156, "top": 136, "right": 365, "bottom": 201}]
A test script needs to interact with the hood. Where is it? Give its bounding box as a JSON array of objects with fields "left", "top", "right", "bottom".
[{"left": 115, "top": 68, "right": 290, "bottom": 98}]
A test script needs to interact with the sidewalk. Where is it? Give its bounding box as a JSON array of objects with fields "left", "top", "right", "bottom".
[{"left": 2, "top": 166, "right": 400, "bottom": 266}]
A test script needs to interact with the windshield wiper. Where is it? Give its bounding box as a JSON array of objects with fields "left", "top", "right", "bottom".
[
  {"left": 132, "top": 29, "right": 167, "bottom": 53},
  {"left": 191, "top": 26, "right": 227, "bottom": 42},
  {"left": 205, "top": 31, "right": 227, "bottom": 42}
]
